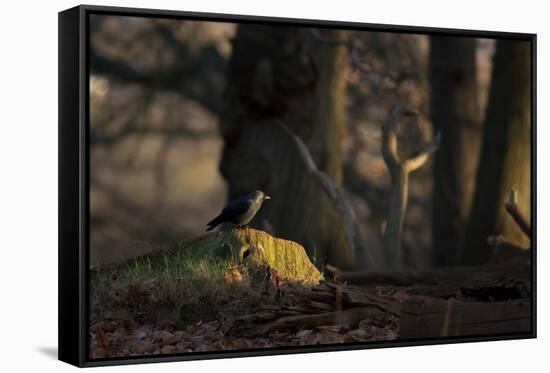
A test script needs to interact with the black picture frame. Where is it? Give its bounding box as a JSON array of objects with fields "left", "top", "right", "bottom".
[{"left": 59, "top": 4, "right": 537, "bottom": 367}]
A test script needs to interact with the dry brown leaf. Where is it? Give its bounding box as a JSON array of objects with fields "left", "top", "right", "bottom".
[
  {"left": 157, "top": 330, "right": 175, "bottom": 342},
  {"left": 348, "top": 329, "right": 371, "bottom": 342},
  {"left": 224, "top": 266, "right": 245, "bottom": 284},
  {"left": 195, "top": 344, "right": 212, "bottom": 352},
  {"left": 94, "top": 328, "right": 123, "bottom": 357},
  {"left": 90, "top": 321, "right": 107, "bottom": 333},
  {"left": 134, "top": 329, "right": 147, "bottom": 340},
  {"left": 161, "top": 345, "right": 177, "bottom": 354},
  {"left": 133, "top": 341, "right": 157, "bottom": 355},
  {"left": 295, "top": 329, "right": 313, "bottom": 339}
]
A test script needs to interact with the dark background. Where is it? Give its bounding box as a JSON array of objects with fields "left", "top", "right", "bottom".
[{"left": 89, "top": 15, "right": 531, "bottom": 270}]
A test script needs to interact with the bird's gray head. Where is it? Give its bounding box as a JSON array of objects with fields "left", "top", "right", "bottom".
[{"left": 250, "top": 190, "right": 271, "bottom": 203}]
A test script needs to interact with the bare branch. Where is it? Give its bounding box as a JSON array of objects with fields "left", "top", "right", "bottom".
[
  {"left": 277, "top": 120, "right": 376, "bottom": 266},
  {"left": 504, "top": 189, "right": 531, "bottom": 239},
  {"left": 381, "top": 104, "right": 440, "bottom": 269},
  {"left": 381, "top": 104, "right": 420, "bottom": 170},
  {"left": 404, "top": 131, "right": 442, "bottom": 172},
  {"left": 381, "top": 104, "right": 405, "bottom": 170},
  {"left": 277, "top": 121, "right": 319, "bottom": 172},
  {"left": 90, "top": 45, "right": 225, "bottom": 115}
]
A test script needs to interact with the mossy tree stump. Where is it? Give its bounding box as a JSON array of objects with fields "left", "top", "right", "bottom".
[{"left": 172, "top": 228, "right": 323, "bottom": 284}]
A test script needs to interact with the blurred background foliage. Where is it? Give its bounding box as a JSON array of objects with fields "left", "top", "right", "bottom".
[{"left": 89, "top": 15, "right": 529, "bottom": 269}]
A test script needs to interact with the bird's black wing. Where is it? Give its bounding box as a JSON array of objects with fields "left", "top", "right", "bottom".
[
  {"left": 206, "top": 195, "right": 253, "bottom": 230},
  {"left": 221, "top": 195, "right": 253, "bottom": 216}
]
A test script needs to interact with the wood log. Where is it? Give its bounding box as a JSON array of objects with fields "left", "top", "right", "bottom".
[
  {"left": 229, "top": 279, "right": 402, "bottom": 337},
  {"left": 325, "top": 263, "right": 437, "bottom": 286},
  {"left": 340, "top": 288, "right": 402, "bottom": 315},
  {"left": 399, "top": 296, "right": 531, "bottom": 338},
  {"left": 241, "top": 307, "right": 385, "bottom": 337},
  {"left": 325, "top": 260, "right": 531, "bottom": 292}
]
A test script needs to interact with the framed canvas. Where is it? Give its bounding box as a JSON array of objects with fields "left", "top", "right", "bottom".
[{"left": 59, "top": 4, "right": 536, "bottom": 367}]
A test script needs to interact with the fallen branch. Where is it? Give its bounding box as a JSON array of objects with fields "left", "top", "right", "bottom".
[
  {"left": 242, "top": 307, "right": 385, "bottom": 337},
  {"left": 230, "top": 278, "right": 403, "bottom": 337},
  {"left": 326, "top": 260, "right": 531, "bottom": 301},
  {"left": 325, "top": 264, "right": 437, "bottom": 287},
  {"left": 230, "top": 262, "right": 530, "bottom": 338}
]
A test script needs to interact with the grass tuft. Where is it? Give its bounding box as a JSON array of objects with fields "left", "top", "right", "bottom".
[{"left": 91, "top": 250, "right": 262, "bottom": 328}]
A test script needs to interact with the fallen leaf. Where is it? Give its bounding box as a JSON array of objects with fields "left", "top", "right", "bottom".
[
  {"left": 161, "top": 345, "right": 177, "bottom": 354},
  {"left": 295, "top": 329, "right": 313, "bottom": 339}
]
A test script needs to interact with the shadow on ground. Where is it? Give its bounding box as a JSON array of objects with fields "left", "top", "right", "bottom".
[{"left": 37, "top": 346, "right": 57, "bottom": 360}]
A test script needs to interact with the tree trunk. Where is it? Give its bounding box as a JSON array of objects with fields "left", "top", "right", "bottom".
[
  {"left": 219, "top": 25, "right": 354, "bottom": 269},
  {"left": 463, "top": 39, "right": 532, "bottom": 264},
  {"left": 429, "top": 36, "right": 481, "bottom": 266}
]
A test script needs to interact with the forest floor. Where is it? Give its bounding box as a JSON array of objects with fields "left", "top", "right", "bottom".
[
  {"left": 90, "top": 303, "right": 399, "bottom": 358},
  {"left": 90, "top": 257, "right": 401, "bottom": 358},
  {"left": 90, "top": 236, "right": 532, "bottom": 359}
]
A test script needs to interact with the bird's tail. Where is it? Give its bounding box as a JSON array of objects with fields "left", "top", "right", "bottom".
[{"left": 205, "top": 216, "right": 221, "bottom": 231}]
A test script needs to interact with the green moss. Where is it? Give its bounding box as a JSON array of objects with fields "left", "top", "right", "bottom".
[
  {"left": 90, "top": 228, "right": 323, "bottom": 327},
  {"left": 170, "top": 228, "right": 323, "bottom": 284}
]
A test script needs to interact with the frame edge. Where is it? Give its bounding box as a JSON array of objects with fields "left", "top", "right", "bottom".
[
  {"left": 58, "top": 5, "right": 85, "bottom": 367},
  {"left": 61, "top": 4, "right": 537, "bottom": 367}
]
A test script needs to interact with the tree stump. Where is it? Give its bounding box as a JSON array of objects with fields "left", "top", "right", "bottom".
[{"left": 171, "top": 227, "right": 324, "bottom": 284}]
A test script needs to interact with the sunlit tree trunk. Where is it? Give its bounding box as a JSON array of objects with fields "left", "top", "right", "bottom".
[
  {"left": 220, "top": 25, "right": 355, "bottom": 268},
  {"left": 463, "top": 39, "right": 532, "bottom": 264},
  {"left": 429, "top": 36, "right": 481, "bottom": 266}
]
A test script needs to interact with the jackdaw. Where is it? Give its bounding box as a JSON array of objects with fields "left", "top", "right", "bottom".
[{"left": 206, "top": 190, "right": 271, "bottom": 231}]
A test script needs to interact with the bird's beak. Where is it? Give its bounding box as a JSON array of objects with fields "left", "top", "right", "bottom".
[{"left": 265, "top": 195, "right": 271, "bottom": 200}]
